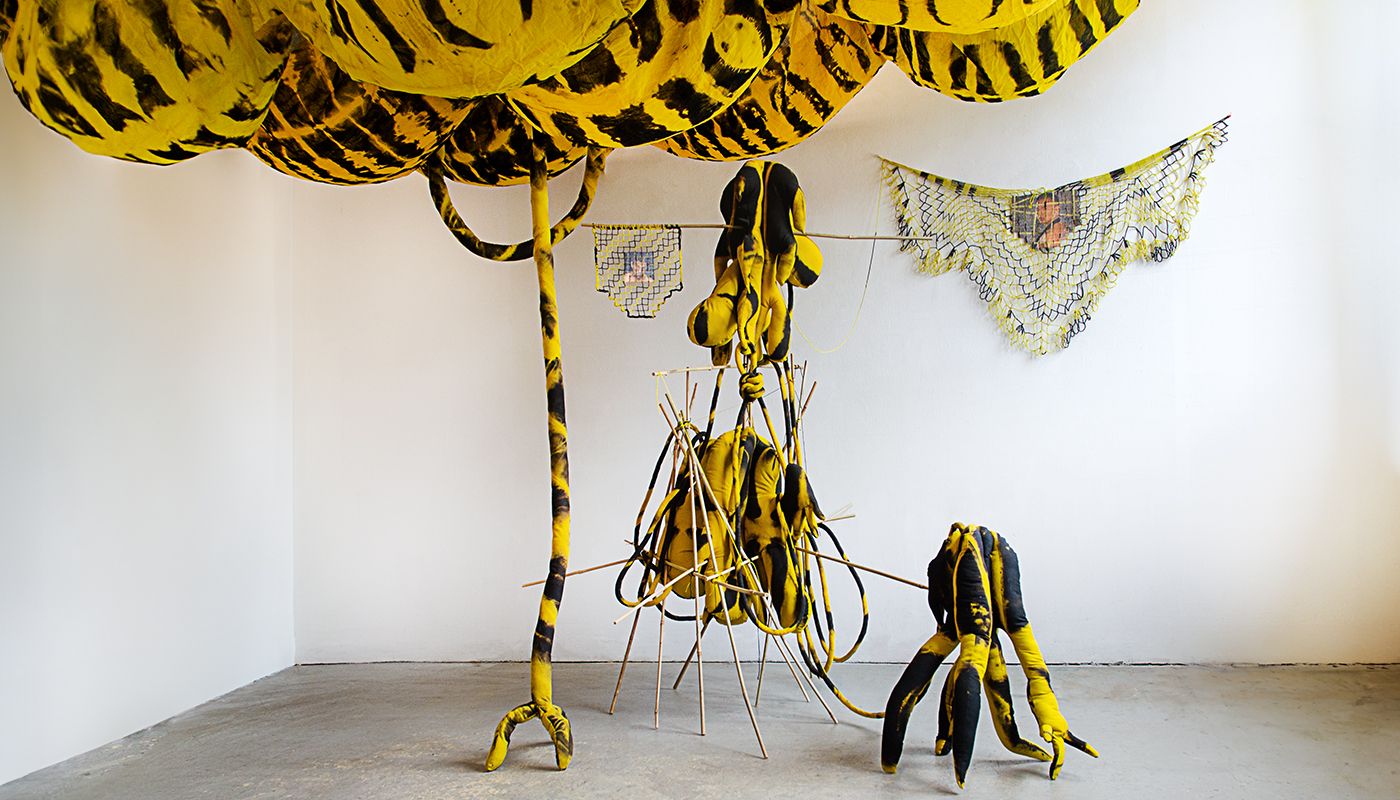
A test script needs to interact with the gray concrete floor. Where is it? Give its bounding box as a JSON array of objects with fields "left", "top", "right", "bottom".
[{"left": 2, "top": 662, "right": 1397, "bottom": 799}]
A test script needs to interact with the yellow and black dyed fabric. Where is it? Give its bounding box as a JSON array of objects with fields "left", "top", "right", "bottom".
[
  {"left": 482, "top": 134, "right": 577, "bottom": 773},
  {"left": 689, "top": 160, "right": 822, "bottom": 368},
  {"left": 427, "top": 146, "right": 606, "bottom": 262},
  {"left": 820, "top": 0, "right": 1059, "bottom": 32},
  {"left": 870, "top": 0, "right": 1138, "bottom": 102},
  {"left": 3, "top": 0, "right": 287, "bottom": 164},
  {"left": 427, "top": 95, "right": 584, "bottom": 187},
  {"left": 882, "top": 523, "right": 1097, "bottom": 787},
  {"left": 247, "top": 37, "right": 469, "bottom": 184},
  {"left": 275, "top": 0, "right": 644, "bottom": 98},
  {"left": 657, "top": 2, "right": 879, "bottom": 161},
  {"left": 508, "top": 0, "right": 797, "bottom": 150},
  {"left": 1, "top": 0, "right": 15, "bottom": 46}
]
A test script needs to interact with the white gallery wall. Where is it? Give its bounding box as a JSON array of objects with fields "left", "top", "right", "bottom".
[
  {"left": 288, "top": 0, "right": 1400, "bottom": 667},
  {"left": 2, "top": 0, "right": 1399, "bottom": 784},
  {"left": 0, "top": 97, "right": 295, "bottom": 782}
]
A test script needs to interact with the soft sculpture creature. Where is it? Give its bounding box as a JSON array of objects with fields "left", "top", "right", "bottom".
[
  {"left": 689, "top": 160, "right": 822, "bottom": 367},
  {"left": 882, "top": 523, "right": 1096, "bottom": 787}
]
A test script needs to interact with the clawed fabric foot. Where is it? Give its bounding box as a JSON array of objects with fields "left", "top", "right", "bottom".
[{"left": 484, "top": 701, "right": 573, "bottom": 772}]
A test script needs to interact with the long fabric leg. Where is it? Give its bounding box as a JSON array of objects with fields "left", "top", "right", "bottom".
[
  {"left": 983, "top": 634, "right": 1050, "bottom": 762},
  {"left": 992, "top": 534, "right": 1097, "bottom": 780},
  {"left": 880, "top": 631, "right": 956, "bottom": 773},
  {"left": 484, "top": 134, "right": 578, "bottom": 772},
  {"left": 941, "top": 532, "right": 994, "bottom": 788}
]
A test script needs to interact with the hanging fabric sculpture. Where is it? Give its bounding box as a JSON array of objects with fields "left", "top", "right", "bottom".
[
  {"left": 884, "top": 117, "right": 1228, "bottom": 354},
  {"left": 592, "top": 225, "right": 684, "bottom": 318},
  {"left": 882, "top": 523, "right": 1095, "bottom": 788},
  {"left": 616, "top": 161, "right": 882, "bottom": 725},
  {"left": 1, "top": 0, "right": 1141, "bottom": 774}
]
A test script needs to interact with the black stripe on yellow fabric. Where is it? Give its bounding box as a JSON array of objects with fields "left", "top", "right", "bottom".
[
  {"left": 423, "top": 0, "right": 492, "bottom": 48},
  {"left": 593, "top": 105, "right": 681, "bottom": 144},
  {"left": 48, "top": 42, "right": 144, "bottom": 132},
  {"left": 552, "top": 44, "right": 623, "bottom": 95},
  {"left": 1097, "top": 0, "right": 1123, "bottom": 30},
  {"left": 520, "top": 0, "right": 534, "bottom": 22},
  {"left": 1036, "top": 18, "right": 1061, "bottom": 77},
  {"left": 948, "top": 43, "right": 969, "bottom": 92},
  {"left": 93, "top": 3, "right": 177, "bottom": 114},
  {"left": 962, "top": 44, "right": 994, "bottom": 97},
  {"left": 131, "top": 0, "right": 197, "bottom": 76},
  {"left": 664, "top": 0, "right": 701, "bottom": 23},
  {"left": 701, "top": 34, "right": 753, "bottom": 92},
  {"left": 1001, "top": 41, "right": 1035, "bottom": 91},
  {"left": 1067, "top": 0, "right": 1097, "bottom": 55},
  {"left": 631, "top": 0, "right": 664, "bottom": 64},
  {"left": 353, "top": 0, "right": 420, "bottom": 72},
  {"left": 951, "top": 666, "right": 981, "bottom": 784},
  {"left": 194, "top": 1, "right": 233, "bottom": 43},
  {"left": 32, "top": 82, "right": 101, "bottom": 138}
]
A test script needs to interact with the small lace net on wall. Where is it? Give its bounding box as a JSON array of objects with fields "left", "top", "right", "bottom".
[{"left": 593, "top": 225, "right": 684, "bottom": 319}]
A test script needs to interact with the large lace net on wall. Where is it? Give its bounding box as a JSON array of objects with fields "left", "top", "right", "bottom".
[{"left": 884, "top": 118, "right": 1229, "bottom": 354}]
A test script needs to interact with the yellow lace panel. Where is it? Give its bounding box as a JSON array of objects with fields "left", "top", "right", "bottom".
[{"left": 884, "top": 118, "right": 1229, "bottom": 354}]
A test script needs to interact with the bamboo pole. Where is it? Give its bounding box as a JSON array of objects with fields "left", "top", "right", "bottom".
[
  {"left": 793, "top": 546, "right": 928, "bottom": 591},
  {"left": 609, "top": 608, "right": 642, "bottom": 715}
]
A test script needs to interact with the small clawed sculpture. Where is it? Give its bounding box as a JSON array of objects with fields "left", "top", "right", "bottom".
[{"left": 882, "top": 523, "right": 1097, "bottom": 787}]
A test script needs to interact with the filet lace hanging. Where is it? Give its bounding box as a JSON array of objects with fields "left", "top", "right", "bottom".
[
  {"left": 883, "top": 118, "right": 1229, "bottom": 354},
  {"left": 592, "top": 224, "right": 684, "bottom": 318}
]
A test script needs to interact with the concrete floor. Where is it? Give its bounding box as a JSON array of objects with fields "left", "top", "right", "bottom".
[{"left": 2, "top": 662, "right": 1397, "bottom": 799}]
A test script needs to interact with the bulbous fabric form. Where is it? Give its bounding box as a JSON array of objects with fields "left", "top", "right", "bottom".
[
  {"left": 3, "top": 0, "right": 287, "bottom": 164},
  {"left": 272, "top": 0, "right": 644, "bottom": 98},
  {"left": 508, "top": 0, "right": 799, "bottom": 150},
  {"left": 247, "top": 36, "right": 470, "bottom": 184},
  {"left": 657, "top": 2, "right": 879, "bottom": 161}
]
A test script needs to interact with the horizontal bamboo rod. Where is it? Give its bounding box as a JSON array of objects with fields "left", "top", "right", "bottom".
[
  {"left": 793, "top": 546, "right": 927, "bottom": 591},
  {"left": 583, "top": 222, "right": 932, "bottom": 243}
]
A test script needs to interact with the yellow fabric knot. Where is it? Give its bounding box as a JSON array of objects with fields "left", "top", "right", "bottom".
[{"left": 740, "top": 371, "right": 765, "bottom": 400}]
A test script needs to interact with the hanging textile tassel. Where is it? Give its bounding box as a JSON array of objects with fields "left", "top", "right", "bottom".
[
  {"left": 883, "top": 117, "right": 1229, "bottom": 354},
  {"left": 592, "top": 225, "right": 684, "bottom": 318}
]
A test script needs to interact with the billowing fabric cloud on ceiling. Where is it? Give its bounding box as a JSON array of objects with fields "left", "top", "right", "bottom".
[
  {"left": 871, "top": 0, "right": 1138, "bottom": 102},
  {"left": 426, "top": 96, "right": 585, "bottom": 187},
  {"left": 2, "top": 0, "right": 1138, "bottom": 182},
  {"left": 656, "top": 4, "right": 879, "bottom": 161},
  {"left": 508, "top": 0, "right": 797, "bottom": 150},
  {"left": 3, "top": 0, "right": 286, "bottom": 164},
  {"left": 818, "top": 0, "right": 1060, "bottom": 32},
  {"left": 274, "top": 0, "right": 644, "bottom": 98},
  {"left": 248, "top": 36, "right": 470, "bottom": 184}
]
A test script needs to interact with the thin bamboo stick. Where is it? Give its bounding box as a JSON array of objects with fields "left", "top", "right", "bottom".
[
  {"left": 522, "top": 557, "right": 630, "bottom": 588},
  {"left": 793, "top": 546, "right": 928, "bottom": 591},
  {"left": 609, "top": 607, "right": 642, "bottom": 714},
  {"left": 754, "top": 635, "right": 769, "bottom": 707}
]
